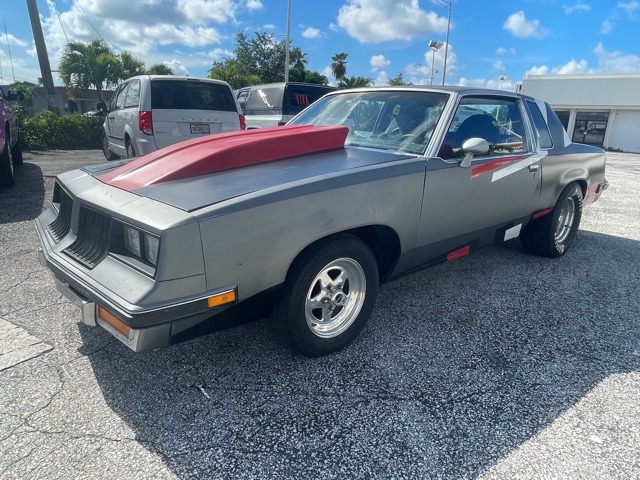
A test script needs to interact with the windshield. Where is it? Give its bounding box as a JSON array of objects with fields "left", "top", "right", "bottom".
[{"left": 289, "top": 90, "right": 449, "bottom": 155}]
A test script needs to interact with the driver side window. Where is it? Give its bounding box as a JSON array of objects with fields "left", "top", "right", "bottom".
[{"left": 439, "top": 96, "right": 528, "bottom": 159}]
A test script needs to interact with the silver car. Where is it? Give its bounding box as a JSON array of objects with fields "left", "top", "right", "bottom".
[
  {"left": 101, "top": 75, "right": 244, "bottom": 160},
  {"left": 36, "top": 87, "right": 608, "bottom": 357}
]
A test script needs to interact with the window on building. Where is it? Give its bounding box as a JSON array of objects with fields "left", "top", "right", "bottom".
[
  {"left": 554, "top": 110, "right": 570, "bottom": 132},
  {"left": 572, "top": 111, "right": 609, "bottom": 146}
]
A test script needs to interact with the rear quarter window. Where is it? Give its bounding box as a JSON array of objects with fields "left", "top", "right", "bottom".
[
  {"left": 526, "top": 100, "right": 553, "bottom": 149},
  {"left": 151, "top": 81, "right": 237, "bottom": 112}
]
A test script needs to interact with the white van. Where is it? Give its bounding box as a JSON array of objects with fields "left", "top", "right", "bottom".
[
  {"left": 235, "top": 82, "right": 335, "bottom": 129},
  {"left": 101, "top": 76, "right": 245, "bottom": 160}
]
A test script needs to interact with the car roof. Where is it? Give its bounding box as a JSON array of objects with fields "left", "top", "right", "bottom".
[
  {"left": 325, "top": 85, "right": 524, "bottom": 99},
  {"left": 122, "top": 75, "right": 231, "bottom": 87}
]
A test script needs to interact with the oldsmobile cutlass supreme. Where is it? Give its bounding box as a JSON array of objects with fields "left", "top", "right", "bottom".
[{"left": 35, "top": 87, "right": 608, "bottom": 356}]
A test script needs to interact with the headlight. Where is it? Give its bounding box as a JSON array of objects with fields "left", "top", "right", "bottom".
[
  {"left": 123, "top": 225, "right": 142, "bottom": 257},
  {"left": 143, "top": 234, "right": 159, "bottom": 266},
  {"left": 121, "top": 223, "right": 160, "bottom": 267}
]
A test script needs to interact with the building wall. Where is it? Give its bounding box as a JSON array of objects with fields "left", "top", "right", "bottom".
[{"left": 521, "top": 74, "right": 640, "bottom": 153}]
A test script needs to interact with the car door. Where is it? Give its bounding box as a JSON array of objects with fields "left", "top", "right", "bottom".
[
  {"left": 106, "top": 82, "right": 130, "bottom": 152},
  {"left": 413, "top": 94, "right": 543, "bottom": 264}
]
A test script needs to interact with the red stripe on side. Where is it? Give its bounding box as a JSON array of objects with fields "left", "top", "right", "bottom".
[
  {"left": 98, "top": 125, "right": 348, "bottom": 191},
  {"left": 447, "top": 244, "right": 471, "bottom": 261},
  {"left": 471, "top": 154, "right": 529, "bottom": 179},
  {"left": 533, "top": 208, "right": 553, "bottom": 220}
]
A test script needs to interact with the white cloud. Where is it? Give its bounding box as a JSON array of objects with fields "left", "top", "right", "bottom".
[
  {"left": 374, "top": 70, "right": 389, "bottom": 86},
  {"left": 337, "top": 0, "right": 448, "bottom": 43},
  {"left": 618, "top": 0, "right": 639, "bottom": 18},
  {"left": 600, "top": 19, "right": 614, "bottom": 34},
  {"left": 301, "top": 27, "right": 323, "bottom": 39},
  {"left": 245, "top": 0, "right": 264, "bottom": 10},
  {"left": 165, "top": 59, "right": 190, "bottom": 76},
  {"left": 593, "top": 42, "right": 640, "bottom": 72},
  {"left": 454, "top": 77, "right": 516, "bottom": 91},
  {"left": 493, "top": 61, "right": 506, "bottom": 72},
  {"left": 563, "top": 2, "right": 591, "bottom": 14},
  {"left": 262, "top": 24, "right": 276, "bottom": 31},
  {"left": 329, "top": 23, "right": 339, "bottom": 32},
  {"left": 370, "top": 54, "right": 390, "bottom": 70},
  {"left": 416, "top": 42, "right": 456, "bottom": 84},
  {"left": 3, "top": 33, "right": 28, "bottom": 47},
  {"left": 503, "top": 11, "right": 549, "bottom": 38},
  {"left": 321, "top": 66, "right": 336, "bottom": 86},
  {"left": 525, "top": 65, "right": 550, "bottom": 76},
  {"left": 176, "top": 0, "right": 237, "bottom": 24},
  {"left": 525, "top": 59, "right": 589, "bottom": 77},
  {"left": 496, "top": 47, "right": 516, "bottom": 56}
]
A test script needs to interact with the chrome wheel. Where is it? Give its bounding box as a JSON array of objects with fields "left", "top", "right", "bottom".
[
  {"left": 554, "top": 196, "right": 575, "bottom": 243},
  {"left": 305, "top": 258, "right": 367, "bottom": 338}
]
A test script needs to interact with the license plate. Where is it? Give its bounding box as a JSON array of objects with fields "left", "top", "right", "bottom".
[{"left": 190, "top": 123, "right": 210, "bottom": 134}]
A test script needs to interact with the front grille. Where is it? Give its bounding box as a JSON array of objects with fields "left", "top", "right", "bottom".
[
  {"left": 48, "top": 184, "right": 73, "bottom": 242},
  {"left": 63, "top": 207, "right": 111, "bottom": 269}
]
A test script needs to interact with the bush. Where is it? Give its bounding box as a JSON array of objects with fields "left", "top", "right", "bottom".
[{"left": 19, "top": 111, "right": 104, "bottom": 150}]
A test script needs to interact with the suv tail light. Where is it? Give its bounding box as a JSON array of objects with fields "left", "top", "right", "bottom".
[
  {"left": 139, "top": 111, "right": 153, "bottom": 135},
  {"left": 239, "top": 114, "right": 246, "bottom": 130}
]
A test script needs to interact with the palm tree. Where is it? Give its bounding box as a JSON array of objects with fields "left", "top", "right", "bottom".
[
  {"left": 147, "top": 64, "right": 174, "bottom": 75},
  {"left": 331, "top": 53, "right": 348, "bottom": 82},
  {"left": 59, "top": 38, "right": 120, "bottom": 102},
  {"left": 119, "top": 51, "right": 146, "bottom": 80},
  {"left": 338, "top": 76, "right": 372, "bottom": 89}
]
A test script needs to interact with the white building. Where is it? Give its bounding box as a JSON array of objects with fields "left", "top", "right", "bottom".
[{"left": 520, "top": 73, "right": 640, "bottom": 153}]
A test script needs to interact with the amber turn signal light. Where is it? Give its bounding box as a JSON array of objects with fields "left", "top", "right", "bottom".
[
  {"left": 97, "top": 306, "right": 131, "bottom": 338},
  {"left": 207, "top": 290, "right": 236, "bottom": 308}
]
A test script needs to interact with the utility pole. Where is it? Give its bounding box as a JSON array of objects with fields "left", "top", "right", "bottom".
[
  {"left": 26, "top": 0, "right": 57, "bottom": 110},
  {"left": 284, "top": 0, "right": 291, "bottom": 83}
]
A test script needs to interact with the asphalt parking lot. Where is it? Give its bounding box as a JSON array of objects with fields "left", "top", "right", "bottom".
[{"left": 1, "top": 150, "right": 639, "bottom": 479}]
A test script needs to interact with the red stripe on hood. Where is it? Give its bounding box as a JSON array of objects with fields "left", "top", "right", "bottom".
[{"left": 97, "top": 125, "right": 348, "bottom": 191}]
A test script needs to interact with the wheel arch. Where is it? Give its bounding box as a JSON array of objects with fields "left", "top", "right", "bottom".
[{"left": 287, "top": 225, "right": 401, "bottom": 284}]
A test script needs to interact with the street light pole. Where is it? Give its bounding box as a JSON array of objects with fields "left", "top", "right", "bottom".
[
  {"left": 428, "top": 40, "right": 444, "bottom": 86},
  {"left": 284, "top": 0, "right": 291, "bottom": 83},
  {"left": 435, "top": 0, "right": 452, "bottom": 85}
]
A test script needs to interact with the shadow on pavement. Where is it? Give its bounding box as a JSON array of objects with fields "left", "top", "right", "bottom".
[
  {"left": 0, "top": 163, "right": 45, "bottom": 224},
  {"left": 80, "top": 230, "right": 639, "bottom": 478}
]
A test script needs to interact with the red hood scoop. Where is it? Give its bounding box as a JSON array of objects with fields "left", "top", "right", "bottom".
[{"left": 98, "top": 125, "right": 348, "bottom": 190}]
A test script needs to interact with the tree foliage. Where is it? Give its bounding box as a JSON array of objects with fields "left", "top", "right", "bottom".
[
  {"left": 147, "top": 63, "right": 174, "bottom": 75},
  {"left": 388, "top": 72, "right": 408, "bottom": 86},
  {"left": 119, "top": 51, "right": 146, "bottom": 79},
  {"left": 59, "top": 39, "right": 120, "bottom": 102},
  {"left": 208, "top": 32, "right": 328, "bottom": 89},
  {"left": 338, "top": 76, "right": 373, "bottom": 89},
  {"left": 331, "top": 52, "right": 348, "bottom": 82}
]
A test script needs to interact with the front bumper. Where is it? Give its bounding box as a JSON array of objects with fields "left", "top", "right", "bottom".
[{"left": 36, "top": 232, "right": 236, "bottom": 352}]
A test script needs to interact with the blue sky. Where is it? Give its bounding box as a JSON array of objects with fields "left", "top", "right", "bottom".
[{"left": 1, "top": 0, "right": 639, "bottom": 91}]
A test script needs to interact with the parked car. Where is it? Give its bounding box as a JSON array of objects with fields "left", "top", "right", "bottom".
[
  {"left": 0, "top": 87, "right": 23, "bottom": 187},
  {"left": 36, "top": 86, "right": 608, "bottom": 357},
  {"left": 235, "top": 82, "right": 335, "bottom": 128},
  {"left": 101, "top": 75, "right": 245, "bottom": 160}
]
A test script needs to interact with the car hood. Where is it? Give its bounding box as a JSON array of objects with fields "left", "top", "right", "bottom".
[{"left": 83, "top": 125, "right": 415, "bottom": 212}]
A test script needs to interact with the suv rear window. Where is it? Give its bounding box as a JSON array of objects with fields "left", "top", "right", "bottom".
[
  {"left": 244, "top": 84, "right": 334, "bottom": 115},
  {"left": 151, "top": 80, "right": 237, "bottom": 111}
]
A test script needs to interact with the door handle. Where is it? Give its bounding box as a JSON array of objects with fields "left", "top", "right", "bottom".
[{"left": 528, "top": 164, "right": 539, "bottom": 172}]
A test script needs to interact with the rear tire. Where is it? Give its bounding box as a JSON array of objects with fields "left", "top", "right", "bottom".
[
  {"left": 0, "top": 128, "right": 15, "bottom": 187},
  {"left": 125, "top": 137, "right": 136, "bottom": 158},
  {"left": 102, "top": 132, "right": 120, "bottom": 161},
  {"left": 273, "top": 234, "right": 379, "bottom": 357},
  {"left": 521, "top": 183, "right": 583, "bottom": 257}
]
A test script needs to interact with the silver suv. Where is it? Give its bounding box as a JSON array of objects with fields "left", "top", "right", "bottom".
[{"left": 102, "top": 75, "right": 245, "bottom": 160}]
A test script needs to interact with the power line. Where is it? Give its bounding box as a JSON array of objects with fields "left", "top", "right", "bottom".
[
  {"left": 3, "top": 18, "right": 16, "bottom": 83},
  {"left": 53, "top": 0, "right": 70, "bottom": 44},
  {"left": 70, "top": 0, "right": 105, "bottom": 42}
]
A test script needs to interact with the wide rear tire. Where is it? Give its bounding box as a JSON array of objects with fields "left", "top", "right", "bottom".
[
  {"left": 273, "top": 234, "right": 379, "bottom": 357},
  {"left": 521, "top": 183, "right": 583, "bottom": 257}
]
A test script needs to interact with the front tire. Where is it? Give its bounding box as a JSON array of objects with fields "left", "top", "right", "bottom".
[
  {"left": 273, "top": 234, "right": 379, "bottom": 357},
  {"left": 521, "top": 183, "right": 583, "bottom": 257},
  {"left": 11, "top": 138, "right": 23, "bottom": 166},
  {"left": 102, "top": 132, "right": 120, "bottom": 161}
]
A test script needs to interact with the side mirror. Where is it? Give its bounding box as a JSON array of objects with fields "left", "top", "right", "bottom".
[
  {"left": 96, "top": 102, "right": 108, "bottom": 112},
  {"left": 459, "top": 137, "right": 489, "bottom": 168}
]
